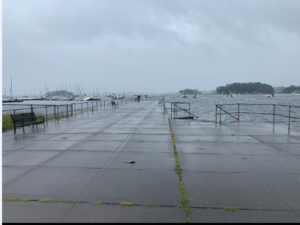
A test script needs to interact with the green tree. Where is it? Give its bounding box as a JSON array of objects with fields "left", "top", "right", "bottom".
[
  {"left": 216, "top": 82, "right": 274, "bottom": 94},
  {"left": 283, "top": 85, "right": 300, "bottom": 93},
  {"left": 179, "top": 89, "right": 201, "bottom": 95}
]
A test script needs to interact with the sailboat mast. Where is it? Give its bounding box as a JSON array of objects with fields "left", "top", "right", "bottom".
[{"left": 10, "top": 75, "right": 13, "bottom": 99}]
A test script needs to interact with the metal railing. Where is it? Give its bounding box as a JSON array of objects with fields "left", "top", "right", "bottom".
[
  {"left": 215, "top": 103, "right": 300, "bottom": 134},
  {"left": 2, "top": 97, "right": 158, "bottom": 129},
  {"left": 162, "top": 101, "right": 198, "bottom": 119},
  {"left": 2, "top": 96, "right": 162, "bottom": 128}
]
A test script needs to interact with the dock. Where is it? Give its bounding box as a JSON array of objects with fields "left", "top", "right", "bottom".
[{"left": 2, "top": 101, "right": 300, "bottom": 222}]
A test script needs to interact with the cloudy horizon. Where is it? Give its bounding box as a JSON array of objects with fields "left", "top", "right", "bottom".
[{"left": 2, "top": 0, "right": 300, "bottom": 96}]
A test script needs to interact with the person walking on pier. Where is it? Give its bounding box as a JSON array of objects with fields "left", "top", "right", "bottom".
[{"left": 138, "top": 95, "right": 141, "bottom": 102}]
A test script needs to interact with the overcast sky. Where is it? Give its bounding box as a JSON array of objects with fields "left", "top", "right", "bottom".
[{"left": 2, "top": 0, "right": 300, "bottom": 96}]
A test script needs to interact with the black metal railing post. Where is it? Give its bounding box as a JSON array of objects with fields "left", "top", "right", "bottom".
[
  {"left": 46, "top": 106, "right": 48, "bottom": 126},
  {"left": 54, "top": 106, "right": 56, "bottom": 121},
  {"left": 288, "top": 106, "right": 291, "bottom": 135},
  {"left": 215, "top": 105, "right": 217, "bottom": 124},
  {"left": 14, "top": 110, "right": 16, "bottom": 134},
  {"left": 238, "top": 103, "right": 240, "bottom": 122},
  {"left": 219, "top": 105, "right": 221, "bottom": 124},
  {"left": 273, "top": 104, "right": 275, "bottom": 132},
  {"left": 57, "top": 106, "right": 59, "bottom": 122}
]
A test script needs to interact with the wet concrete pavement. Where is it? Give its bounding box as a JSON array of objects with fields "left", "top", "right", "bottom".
[{"left": 2, "top": 101, "right": 300, "bottom": 222}]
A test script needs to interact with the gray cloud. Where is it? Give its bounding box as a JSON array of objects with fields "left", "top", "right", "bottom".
[{"left": 3, "top": 0, "right": 300, "bottom": 95}]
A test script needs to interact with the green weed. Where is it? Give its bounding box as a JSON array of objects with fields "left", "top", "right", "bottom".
[
  {"left": 93, "top": 202, "right": 103, "bottom": 205},
  {"left": 39, "top": 199, "right": 51, "bottom": 202},
  {"left": 175, "top": 167, "right": 183, "bottom": 175},
  {"left": 223, "top": 207, "right": 240, "bottom": 211},
  {"left": 144, "top": 204, "right": 159, "bottom": 207},
  {"left": 186, "top": 217, "right": 193, "bottom": 223},
  {"left": 120, "top": 202, "right": 133, "bottom": 206},
  {"left": 3, "top": 198, "right": 30, "bottom": 202}
]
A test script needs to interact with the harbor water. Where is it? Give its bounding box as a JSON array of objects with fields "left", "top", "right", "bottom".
[{"left": 164, "top": 94, "right": 300, "bottom": 129}]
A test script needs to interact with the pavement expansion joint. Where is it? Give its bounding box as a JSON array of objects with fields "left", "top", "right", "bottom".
[
  {"left": 168, "top": 118, "right": 193, "bottom": 223},
  {"left": 2, "top": 198, "right": 181, "bottom": 208},
  {"left": 3, "top": 198, "right": 299, "bottom": 213}
]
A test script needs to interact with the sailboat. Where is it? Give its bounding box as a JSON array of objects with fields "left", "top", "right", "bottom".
[{"left": 3, "top": 75, "right": 23, "bottom": 102}]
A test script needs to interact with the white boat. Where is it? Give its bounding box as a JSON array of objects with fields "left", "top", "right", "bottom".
[
  {"left": 117, "top": 95, "right": 124, "bottom": 99},
  {"left": 266, "top": 94, "right": 274, "bottom": 98},
  {"left": 182, "top": 94, "right": 187, "bottom": 98}
]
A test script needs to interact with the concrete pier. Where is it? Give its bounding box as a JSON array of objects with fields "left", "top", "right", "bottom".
[{"left": 2, "top": 101, "right": 300, "bottom": 222}]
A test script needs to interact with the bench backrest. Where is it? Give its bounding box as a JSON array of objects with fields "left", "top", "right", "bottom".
[{"left": 10, "top": 112, "right": 37, "bottom": 125}]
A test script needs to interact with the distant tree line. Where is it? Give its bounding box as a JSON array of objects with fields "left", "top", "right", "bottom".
[
  {"left": 274, "top": 86, "right": 285, "bottom": 93},
  {"left": 179, "top": 89, "right": 201, "bottom": 95},
  {"left": 46, "top": 90, "right": 73, "bottom": 96},
  {"left": 216, "top": 82, "right": 274, "bottom": 94},
  {"left": 282, "top": 85, "right": 300, "bottom": 93}
]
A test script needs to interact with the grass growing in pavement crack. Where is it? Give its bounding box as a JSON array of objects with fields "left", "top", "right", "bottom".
[
  {"left": 144, "top": 204, "right": 159, "bottom": 207},
  {"left": 39, "top": 199, "right": 79, "bottom": 203},
  {"left": 169, "top": 121, "right": 192, "bottom": 223},
  {"left": 186, "top": 218, "right": 193, "bottom": 223},
  {"left": 93, "top": 202, "right": 103, "bottom": 205},
  {"left": 3, "top": 198, "right": 30, "bottom": 202},
  {"left": 120, "top": 202, "right": 133, "bottom": 206},
  {"left": 223, "top": 207, "right": 240, "bottom": 211}
]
